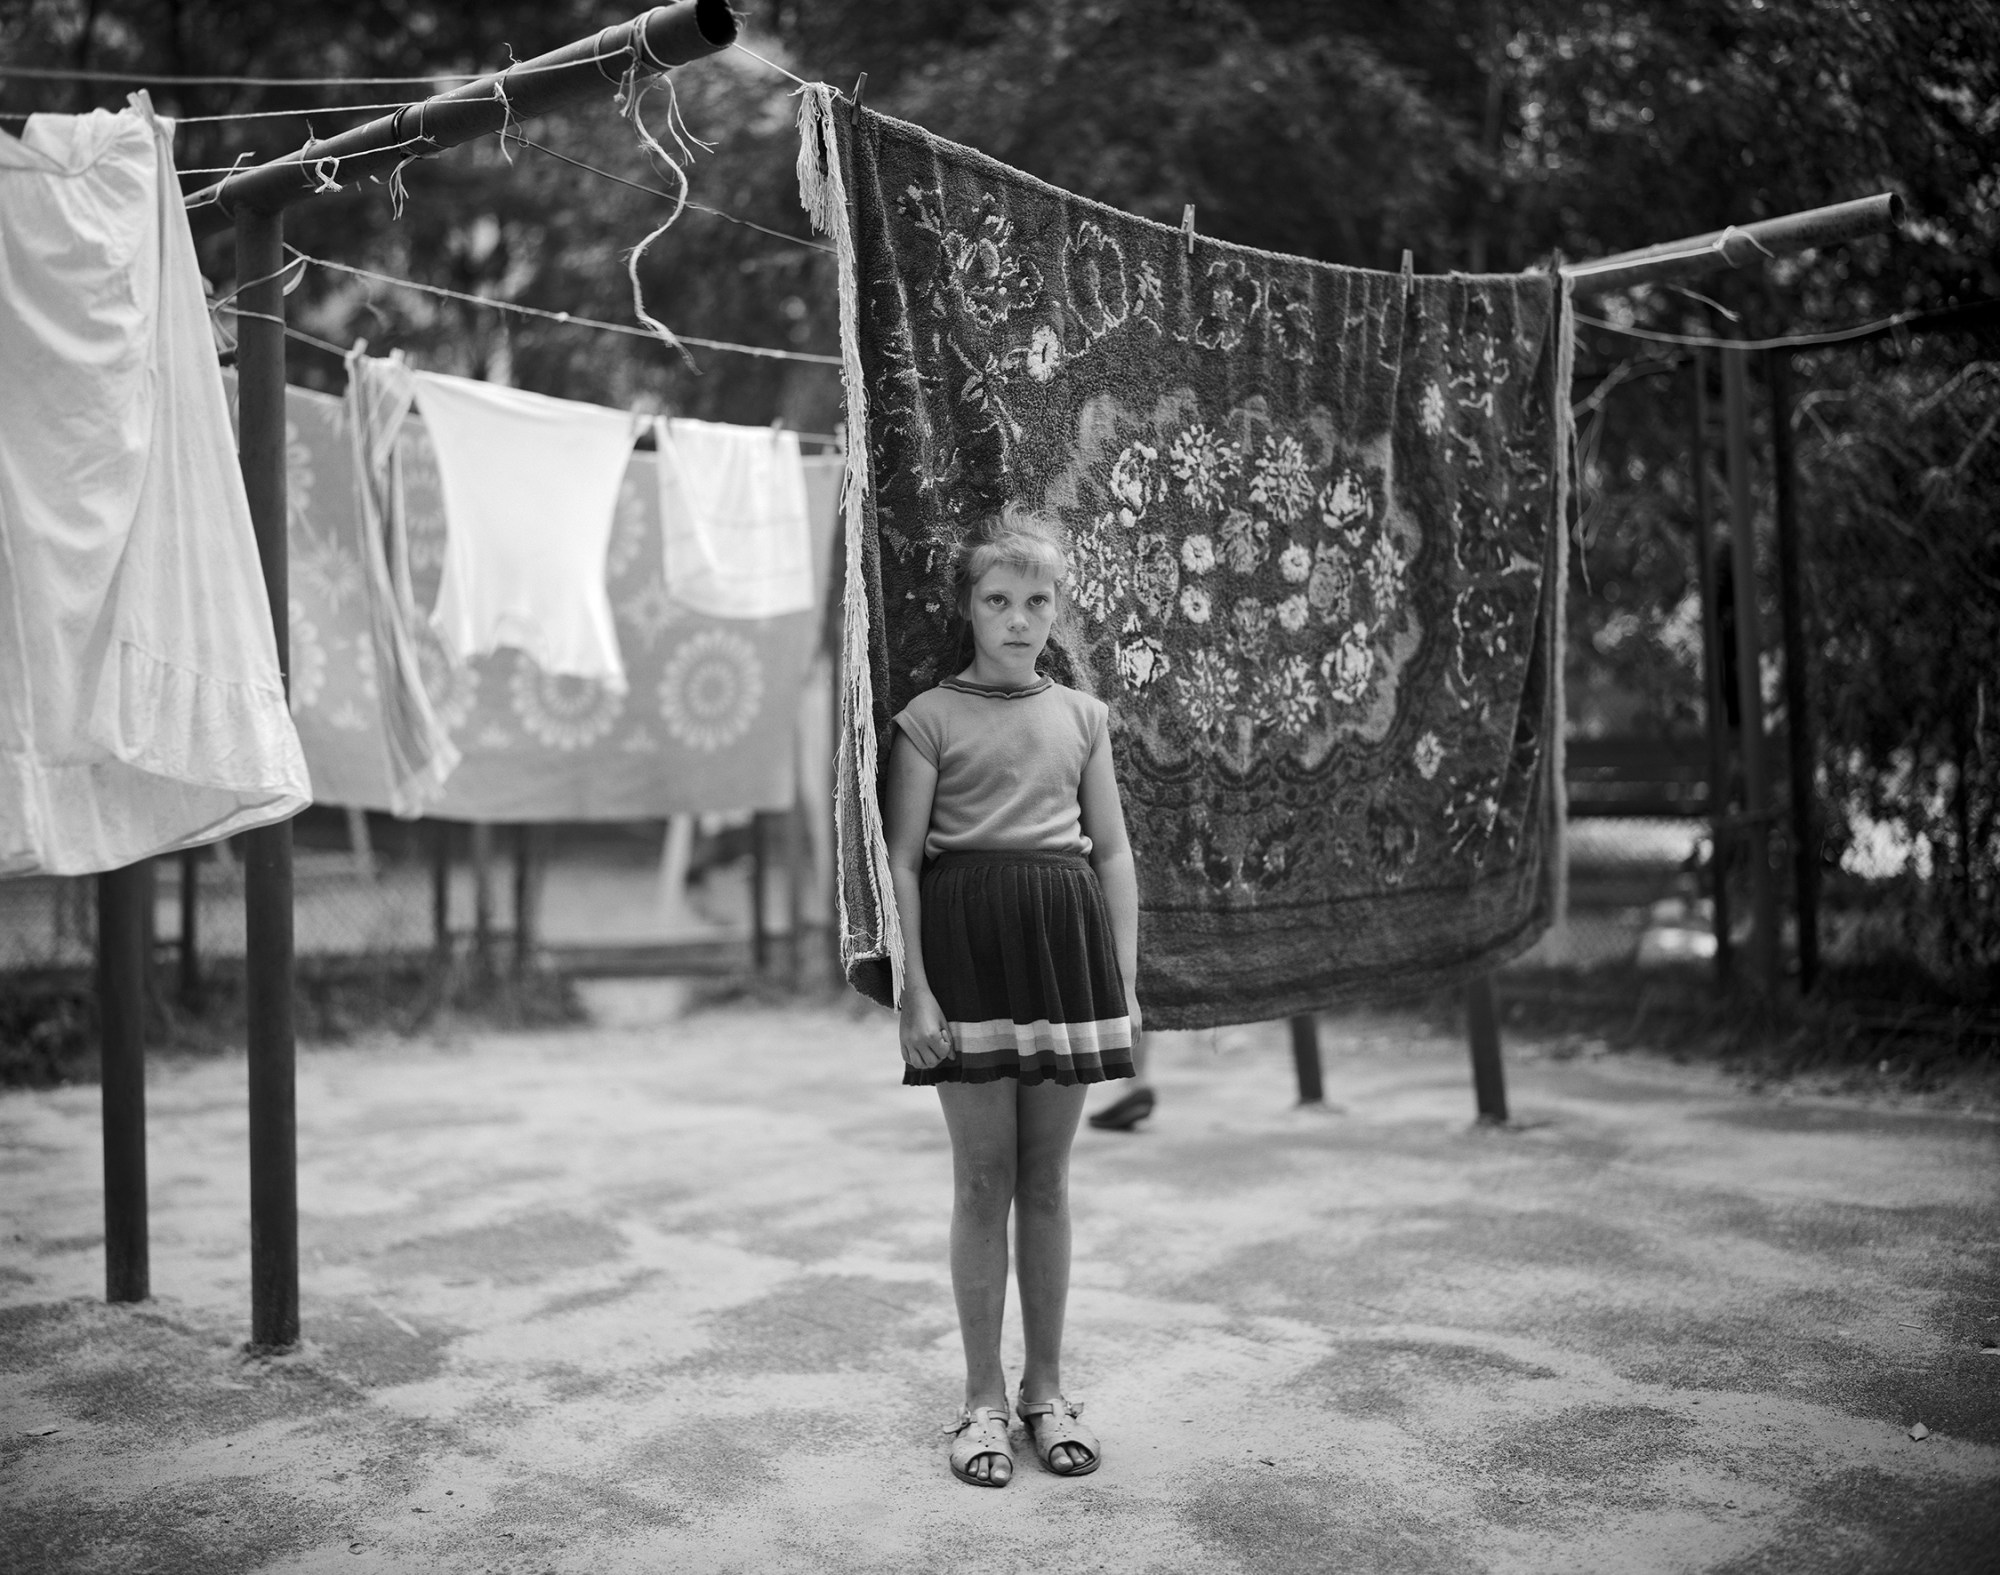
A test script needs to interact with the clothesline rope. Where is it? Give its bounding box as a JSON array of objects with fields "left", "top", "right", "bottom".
[
  {"left": 280, "top": 247, "right": 842, "bottom": 366},
  {"left": 728, "top": 41, "right": 818, "bottom": 92}
]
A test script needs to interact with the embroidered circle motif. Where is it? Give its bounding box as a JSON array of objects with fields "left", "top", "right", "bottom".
[
  {"left": 511, "top": 659, "right": 624, "bottom": 751},
  {"left": 658, "top": 629, "right": 764, "bottom": 753}
]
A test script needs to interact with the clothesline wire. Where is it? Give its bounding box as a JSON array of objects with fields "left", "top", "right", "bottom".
[
  {"left": 173, "top": 101, "right": 418, "bottom": 123},
  {"left": 224, "top": 309, "right": 844, "bottom": 442},
  {"left": 282, "top": 247, "right": 843, "bottom": 366},
  {"left": 512, "top": 133, "right": 832, "bottom": 253},
  {"left": 0, "top": 60, "right": 578, "bottom": 87},
  {"left": 1576, "top": 306, "right": 1924, "bottom": 352},
  {"left": 177, "top": 128, "right": 437, "bottom": 182}
]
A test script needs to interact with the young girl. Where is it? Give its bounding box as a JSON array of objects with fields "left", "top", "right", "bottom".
[{"left": 885, "top": 514, "right": 1141, "bottom": 1488}]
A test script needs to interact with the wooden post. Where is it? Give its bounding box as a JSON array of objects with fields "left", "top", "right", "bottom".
[
  {"left": 1767, "top": 348, "right": 1821, "bottom": 992},
  {"left": 750, "top": 812, "right": 769, "bottom": 973},
  {"left": 1689, "top": 353, "right": 1734, "bottom": 989},
  {"left": 512, "top": 824, "right": 537, "bottom": 977},
  {"left": 1721, "top": 348, "right": 1780, "bottom": 996},
  {"left": 97, "top": 862, "right": 151, "bottom": 1303},
  {"left": 177, "top": 846, "right": 202, "bottom": 1010},
  {"left": 471, "top": 820, "right": 495, "bottom": 980},
  {"left": 236, "top": 206, "right": 300, "bottom": 1350},
  {"left": 1287, "top": 1014, "right": 1325, "bottom": 1105},
  {"left": 431, "top": 820, "right": 452, "bottom": 963},
  {"left": 1466, "top": 974, "right": 1508, "bottom": 1123}
]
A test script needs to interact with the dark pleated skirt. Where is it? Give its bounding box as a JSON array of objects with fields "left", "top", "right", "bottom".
[{"left": 906, "top": 850, "right": 1136, "bottom": 1087}]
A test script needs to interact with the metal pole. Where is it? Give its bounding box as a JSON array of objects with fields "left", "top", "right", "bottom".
[
  {"left": 184, "top": 0, "right": 739, "bottom": 237},
  {"left": 1767, "top": 348, "right": 1821, "bottom": 993},
  {"left": 97, "top": 862, "right": 150, "bottom": 1303},
  {"left": 1721, "top": 347, "right": 1780, "bottom": 996},
  {"left": 1466, "top": 974, "right": 1508, "bottom": 1123},
  {"left": 1563, "top": 194, "right": 1904, "bottom": 297},
  {"left": 1287, "top": 1014, "right": 1325, "bottom": 1105},
  {"left": 177, "top": 847, "right": 202, "bottom": 1010},
  {"left": 237, "top": 206, "right": 299, "bottom": 1350},
  {"left": 1689, "top": 353, "right": 1734, "bottom": 989}
]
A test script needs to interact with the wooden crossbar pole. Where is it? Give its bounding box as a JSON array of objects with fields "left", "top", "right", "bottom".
[
  {"left": 185, "top": 0, "right": 738, "bottom": 238},
  {"left": 1563, "top": 194, "right": 1903, "bottom": 296}
]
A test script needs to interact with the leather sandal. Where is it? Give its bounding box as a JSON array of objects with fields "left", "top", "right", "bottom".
[
  {"left": 1016, "top": 1395, "right": 1100, "bottom": 1477},
  {"left": 943, "top": 1403, "right": 1015, "bottom": 1487}
]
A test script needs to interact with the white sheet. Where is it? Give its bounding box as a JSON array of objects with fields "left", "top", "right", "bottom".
[
  {"left": 414, "top": 372, "right": 638, "bottom": 690},
  {"left": 0, "top": 96, "right": 309, "bottom": 876}
]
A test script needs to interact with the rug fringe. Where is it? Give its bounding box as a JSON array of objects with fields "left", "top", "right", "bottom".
[
  {"left": 1549, "top": 265, "right": 1577, "bottom": 935},
  {"left": 796, "top": 84, "right": 905, "bottom": 1004}
]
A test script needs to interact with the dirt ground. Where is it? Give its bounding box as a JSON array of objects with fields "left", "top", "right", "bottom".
[{"left": 3, "top": 989, "right": 1997, "bottom": 1574}]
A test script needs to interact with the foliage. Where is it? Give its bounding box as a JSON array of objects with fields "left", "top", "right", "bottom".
[{"left": 1799, "top": 336, "right": 2000, "bottom": 997}]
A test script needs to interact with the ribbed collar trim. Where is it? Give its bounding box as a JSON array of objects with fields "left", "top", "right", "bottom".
[{"left": 939, "top": 674, "right": 1052, "bottom": 700}]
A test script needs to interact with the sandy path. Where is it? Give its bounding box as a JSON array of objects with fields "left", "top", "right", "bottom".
[{"left": 3, "top": 993, "right": 1996, "bottom": 1573}]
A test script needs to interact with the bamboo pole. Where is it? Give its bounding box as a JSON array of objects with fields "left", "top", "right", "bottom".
[
  {"left": 237, "top": 206, "right": 300, "bottom": 1351},
  {"left": 184, "top": 0, "right": 737, "bottom": 237}
]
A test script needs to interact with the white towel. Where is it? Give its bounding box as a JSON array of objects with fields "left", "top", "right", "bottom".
[
  {"left": 413, "top": 372, "right": 638, "bottom": 690},
  {"left": 656, "top": 417, "right": 816, "bottom": 620},
  {"left": 0, "top": 96, "right": 310, "bottom": 876}
]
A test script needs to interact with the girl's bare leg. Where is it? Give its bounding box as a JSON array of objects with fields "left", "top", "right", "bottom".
[
  {"left": 936, "top": 1080, "right": 1019, "bottom": 1483},
  {"left": 1013, "top": 1078, "right": 1090, "bottom": 1469}
]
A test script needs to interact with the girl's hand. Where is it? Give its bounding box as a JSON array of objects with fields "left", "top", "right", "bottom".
[{"left": 900, "top": 987, "right": 952, "bottom": 1070}]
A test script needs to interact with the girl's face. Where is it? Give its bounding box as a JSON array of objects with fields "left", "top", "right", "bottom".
[{"left": 965, "top": 561, "right": 1058, "bottom": 678}]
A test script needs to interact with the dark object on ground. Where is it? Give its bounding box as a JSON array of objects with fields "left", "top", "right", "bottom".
[{"left": 1089, "top": 1085, "right": 1156, "bottom": 1131}]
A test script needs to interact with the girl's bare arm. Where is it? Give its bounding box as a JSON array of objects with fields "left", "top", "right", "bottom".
[
  {"left": 1079, "top": 730, "right": 1142, "bottom": 1030},
  {"left": 885, "top": 730, "right": 948, "bottom": 1068}
]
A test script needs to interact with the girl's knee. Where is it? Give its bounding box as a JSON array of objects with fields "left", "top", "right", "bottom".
[
  {"left": 955, "top": 1153, "right": 1017, "bottom": 1217},
  {"left": 1013, "top": 1158, "right": 1070, "bottom": 1218}
]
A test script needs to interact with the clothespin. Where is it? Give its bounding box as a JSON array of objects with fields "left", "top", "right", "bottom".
[
  {"left": 852, "top": 72, "right": 868, "bottom": 112},
  {"left": 1400, "top": 249, "right": 1414, "bottom": 281},
  {"left": 1182, "top": 204, "right": 1197, "bottom": 257}
]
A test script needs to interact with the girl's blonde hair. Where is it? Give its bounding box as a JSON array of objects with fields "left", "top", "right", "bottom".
[{"left": 951, "top": 512, "right": 1071, "bottom": 616}]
